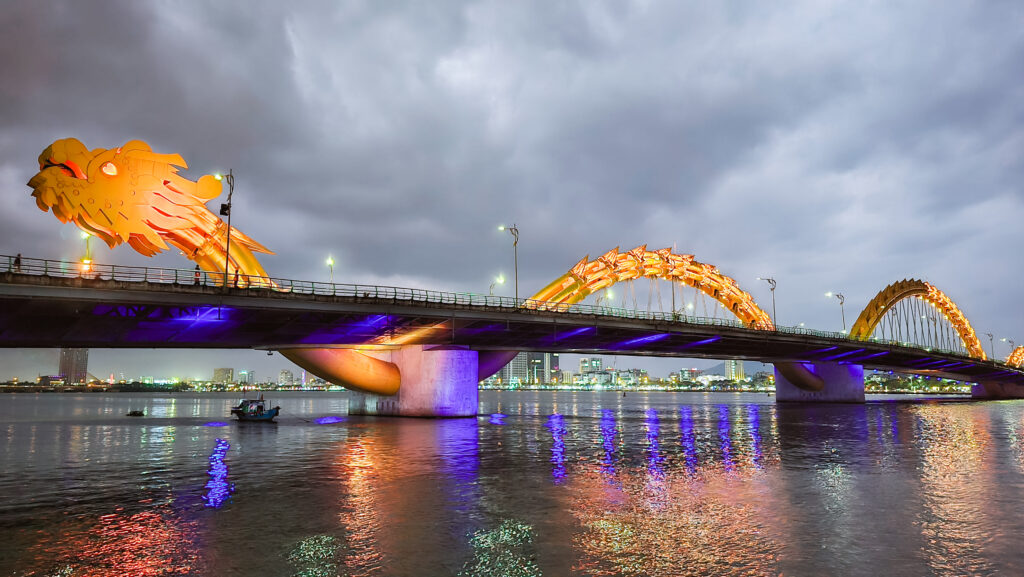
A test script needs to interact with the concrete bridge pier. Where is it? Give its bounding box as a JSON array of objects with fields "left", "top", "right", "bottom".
[
  {"left": 774, "top": 361, "right": 865, "bottom": 403},
  {"left": 971, "top": 382, "right": 1024, "bottom": 400},
  {"left": 347, "top": 345, "right": 479, "bottom": 417}
]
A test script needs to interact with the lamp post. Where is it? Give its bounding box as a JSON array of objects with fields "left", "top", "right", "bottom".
[
  {"left": 326, "top": 256, "right": 335, "bottom": 283},
  {"left": 214, "top": 170, "right": 234, "bottom": 291},
  {"left": 80, "top": 231, "right": 92, "bottom": 260},
  {"left": 1002, "top": 337, "right": 1016, "bottom": 358},
  {"left": 757, "top": 277, "right": 777, "bottom": 329},
  {"left": 498, "top": 224, "right": 519, "bottom": 302},
  {"left": 490, "top": 275, "right": 505, "bottom": 296},
  {"left": 986, "top": 333, "right": 994, "bottom": 360},
  {"left": 826, "top": 292, "right": 846, "bottom": 333}
]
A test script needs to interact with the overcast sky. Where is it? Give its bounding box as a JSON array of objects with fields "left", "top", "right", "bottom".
[{"left": 1, "top": 1, "right": 1022, "bottom": 381}]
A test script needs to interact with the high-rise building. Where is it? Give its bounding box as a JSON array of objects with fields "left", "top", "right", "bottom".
[
  {"left": 238, "top": 370, "right": 255, "bottom": 386},
  {"left": 580, "top": 357, "right": 603, "bottom": 374},
  {"left": 724, "top": 359, "right": 745, "bottom": 381},
  {"left": 213, "top": 368, "right": 234, "bottom": 384},
  {"left": 526, "top": 352, "right": 558, "bottom": 384},
  {"left": 498, "top": 352, "right": 529, "bottom": 385},
  {"left": 680, "top": 367, "right": 703, "bottom": 381},
  {"left": 58, "top": 348, "right": 89, "bottom": 384},
  {"left": 278, "top": 369, "right": 294, "bottom": 387}
]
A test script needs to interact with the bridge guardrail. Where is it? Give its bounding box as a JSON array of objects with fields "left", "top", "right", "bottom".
[{"left": 0, "top": 254, "right": 979, "bottom": 361}]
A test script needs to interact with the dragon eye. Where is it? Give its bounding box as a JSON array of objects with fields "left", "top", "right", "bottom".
[{"left": 101, "top": 162, "right": 118, "bottom": 176}]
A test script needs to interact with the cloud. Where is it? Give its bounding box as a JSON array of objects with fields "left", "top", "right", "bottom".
[{"left": 1, "top": 0, "right": 1022, "bottom": 378}]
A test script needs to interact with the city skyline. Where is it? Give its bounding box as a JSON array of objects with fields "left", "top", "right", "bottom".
[{"left": 1, "top": 2, "right": 1022, "bottom": 379}]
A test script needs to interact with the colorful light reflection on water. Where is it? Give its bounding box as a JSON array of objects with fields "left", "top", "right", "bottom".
[
  {"left": 202, "top": 438, "right": 233, "bottom": 508},
  {"left": 6, "top": 391, "right": 1024, "bottom": 576},
  {"left": 545, "top": 413, "right": 567, "bottom": 483}
]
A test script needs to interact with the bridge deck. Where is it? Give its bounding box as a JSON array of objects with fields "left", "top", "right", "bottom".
[{"left": 2, "top": 269, "right": 1022, "bottom": 387}]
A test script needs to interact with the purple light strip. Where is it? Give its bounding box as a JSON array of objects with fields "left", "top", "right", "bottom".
[
  {"left": 820, "top": 348, "right": 866, "bottom": 361},
  {"left": 678, "top": 335, "right": 721, "bottom": 350},
  {"left": 616, "top": 333, "right": 672, "bottom": 348}
]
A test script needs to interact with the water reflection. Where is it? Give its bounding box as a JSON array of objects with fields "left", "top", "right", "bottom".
[
  {"left": 914, "top": 405, "right": 996, "bottom": 575},
  {"left": 20, "top": 507, "right": 202, "bottom": 576},
  {"left": 718, "top": 405, "right": 735, "bottom": 473},
  {"left": 643, "top": 408, "right": 665, "bottom": 480},
  {"left": 545, "top": 413, "right": 567, "bottom": 483},
  {"left": 600, "top": 409, "right": 617, "bottom": 477},
  {"left": 202, "top": 438, "right": 232, "bottom": 508}
]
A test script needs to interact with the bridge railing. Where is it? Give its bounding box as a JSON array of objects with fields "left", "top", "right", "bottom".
[{"left": 0, "top": 254, "right": 984, "bottom": 360}]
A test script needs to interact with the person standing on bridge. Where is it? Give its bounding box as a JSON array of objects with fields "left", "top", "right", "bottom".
[
  {"left": 13, "top": 253, "right": 21, "bottom": 273},
  {"left": 194, "top": 264, "right": 201, "bottom": 286}
]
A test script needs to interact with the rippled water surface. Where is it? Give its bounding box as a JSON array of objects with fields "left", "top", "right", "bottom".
[{"left": 3, "top": 391, "right": 1024, "bottom": 576}]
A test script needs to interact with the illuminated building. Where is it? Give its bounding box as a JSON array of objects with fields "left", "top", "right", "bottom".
[
  {"left": 498, "top": 353, "right": 529, "bottom": 385},
  {"left": 680, "top": 367, "right": 703, "bottom": 381},
  {"left": 580, "top": 357, "right": 603, "bottom": 375},
  {"left": 213, "top": 368, "right": 234, "bottom": 384},
  {"left": 526, "top": 352, "right": 558, "bottom": 384},
  {"left": 278, "top": 369, "right": 294, "bottom": 387},
  {"left": 238, "top": 370, "right": 255, "bottom": 385},
  {"left": 58, "top": 348, "right": 89, "bottom": 384},
  {"left": 724, "top": 360, "right": 745, "bottom": 381}
]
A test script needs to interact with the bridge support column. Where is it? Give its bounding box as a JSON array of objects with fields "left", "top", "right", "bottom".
[
  {"left": 774, "top": 362, "right": 865, "bottom": 403},
  {"left": 348, "top": 345, "right": 479, "bottom": 417},
  {"left": 971, "top": 382, "right": 1024, "bottom": 399}
]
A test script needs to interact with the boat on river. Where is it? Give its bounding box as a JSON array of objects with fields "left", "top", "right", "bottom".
[{"left": 231, "top": 395, "right": 280, "bottom": 422}]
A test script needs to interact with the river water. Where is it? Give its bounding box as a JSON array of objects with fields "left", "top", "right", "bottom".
[{"left": 2, "top": 391, "right": 1024, "bottom": 576}]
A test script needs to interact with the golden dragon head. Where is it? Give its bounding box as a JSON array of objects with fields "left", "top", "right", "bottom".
[{"left": 27, "top": 138, "right": 273, "bottom": 280}]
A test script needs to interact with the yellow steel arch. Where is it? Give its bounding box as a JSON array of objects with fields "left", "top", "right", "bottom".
[
  {"left": 529, "top": 246, "right": 774, "bottom": 329},
  {"left": 849, "top": 279, "right": 986, "bottom": 360},
  {"left": 1007, "top": 346, "right": 1024, "bottom": 367}
]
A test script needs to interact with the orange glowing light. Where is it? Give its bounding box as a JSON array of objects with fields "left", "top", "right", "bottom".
[
  {"left": 1007, "top": 346, "right": 1024, "bottom": 367},
  {"left": 849, "top": 279, "right": 985, "bottom": 359},
  {"left": 27, "top": 138, "right": 274, "bottom": 287},
  {"left": 530, "top": 245, "right": 774, "bottom": 329}
]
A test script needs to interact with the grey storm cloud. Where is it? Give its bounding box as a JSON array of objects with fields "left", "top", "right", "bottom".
[{"left": 0, "top": 0, "right": 1021, "bottom": 378}]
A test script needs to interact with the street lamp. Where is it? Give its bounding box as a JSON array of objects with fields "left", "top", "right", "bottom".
[
  {"left": 490, "top": 274, "right": 505, "bottom": 296},
  {"left": 498, "top": 224, "right": 519, "bottom": 302},
  {"left": 986, "top": 333, "right": 994, "bottom": 360},
  {"left": 80, "top": 230, "right": 92, "bottom": 261},
  {"left": 326, "top": 256, "right": 335, "bottom": 283},
  {"left": 826, "top": 292, "right": 846, "bottom": 333},
  {"left": 757, "top": 277, "right": 777, "bottom": 329},
  {"left": 1002, "top": 337, "right": 1016, "bottom": 358},
  {"left": 214, "top": 170, "right": 234, "bottom": 290}
]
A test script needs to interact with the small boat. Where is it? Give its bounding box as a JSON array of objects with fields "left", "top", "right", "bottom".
[
  {"left": 126, "top": 410, "right": 145, "bottom": 417},
  {"left": 231, "top": 394, "right": 280, "bottom": 422}
]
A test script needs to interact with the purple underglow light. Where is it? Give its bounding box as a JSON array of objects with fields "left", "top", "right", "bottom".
[
  {"left": 600, "top": 409, "right": 617, "bottom": 477},
  {"left": 541, "top": 326, "right": 597, "bottom": 346},
  {"left": 489, "top": 413, "right": 507, "bottom": 425},
  {"left": 203, "top": 421, "right": 229, "bottom": 427},
  {"left": 645, "top": 408, "right": 665, "bottom": 479},
  {"left": 315, "top": 416, "right": 346, "bottom": 424},
  {"left": 678, "top": 335, "right": 721, "bottom": 350},
  {"left": 850, "top": 351, "right": 890, "bottom": 361},
  {"left": 718, "top": 405, "right": 735, "bottom": 473},
  {"left": 299, "top": 314, "right": 393, "bottom": 344},
  {"left": 202, "top": 438, "right": 233, "bottom": 508},
  {"left": 545, "top": 414, "right": 567, "bottom": 483},
  {"left": 679, "top": 406, "right": 698, "bottom": 475},
  {"left": 820, "top": 348, "right": 866, "bottom": 361},
  {"left": 615, "top": 333, "right": 672, "bottom": 349},
  {"left": 747, "top": 405, "right": 763, "bottom": 470},
  {"left": 904, "top": 357, "right": 936, "bottom": 366},
  {"left": 805, "top": 346, "right": 840, "bottom": 355}
]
